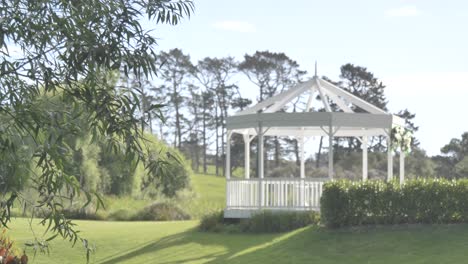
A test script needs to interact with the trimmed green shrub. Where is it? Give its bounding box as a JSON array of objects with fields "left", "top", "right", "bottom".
[
  {"left": 199, "top": 210, "right": 320, "bottom": 233},
  {"left": 321, "top": 178, "right": 468, "bottom": 228}
]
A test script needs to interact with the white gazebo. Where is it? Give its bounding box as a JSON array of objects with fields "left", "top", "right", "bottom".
[{"left": 224, "top": 71, "right": 406, "bottom": 218}]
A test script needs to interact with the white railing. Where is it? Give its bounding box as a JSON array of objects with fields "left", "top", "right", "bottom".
[{"left": 226, "top": 178, "right": 326, "bottom": 210}]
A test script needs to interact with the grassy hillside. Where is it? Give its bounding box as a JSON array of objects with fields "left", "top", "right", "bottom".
[
  {"left": 9, "top": 218, "right": 468, "bottom": 264},
  {"left": 181, "top": 173, "right": 226, "bottom": 218}
]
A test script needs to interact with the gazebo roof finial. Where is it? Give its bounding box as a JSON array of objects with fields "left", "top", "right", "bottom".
[{"left": 314, "top": 61, "right": 317, "bottom": 77}]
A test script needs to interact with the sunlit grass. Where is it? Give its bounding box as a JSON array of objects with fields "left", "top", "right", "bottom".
[{"left": 9, "top": 218, "right": 468, "bottom": 264}]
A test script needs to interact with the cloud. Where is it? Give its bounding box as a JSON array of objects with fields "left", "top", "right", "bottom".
[
  {"left": 385, "top": 6, "right": 421, "bottom": 17},
  {"left": 213, "top": 20, "right": 256, "bottom": 33}
]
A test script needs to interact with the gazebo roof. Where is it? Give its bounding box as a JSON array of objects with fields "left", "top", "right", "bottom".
[{"left": 227, "top": 74, "right": 404, "bottom": 137}]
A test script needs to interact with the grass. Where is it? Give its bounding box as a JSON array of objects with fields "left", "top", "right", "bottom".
[
  {"left": 181, "top": 173, "right": 226, "bottom": 218},
  {"left": 9, "top": 219, "right": 468, "bottom": 263},
  {"left": 9, "top": 173, "right": 468, "bottom": 263}
]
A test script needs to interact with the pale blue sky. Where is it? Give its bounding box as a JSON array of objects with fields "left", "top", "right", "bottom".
[{"left": 153, "top": 0, "right": 468, "bottom": 156}]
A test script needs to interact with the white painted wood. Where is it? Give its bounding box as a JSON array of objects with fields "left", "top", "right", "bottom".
[
  {"left": 243, "top": 134, "right": 250, "bottom": 179},
  {"left": 226, "top": 178, "right": 325, "bottom": 211},
  {"left": 316, "top": 78, "right": 332, "bottom": 112},
  {"left": 236, "top": 80, "right": 314, "bottom": 115},
  {"left": 227, "top": 112, "right": 394, "bottom": 131},
  {"left": 328, "top": 125, "right": 334, "bottom": 180},
  {"left": 258, "top": 122, "right": 264, "bottom": 179},
  {"left": 232, "top": 127, "right": 387, "bottom": 137},
  {"left": 224, "top": 73, "right": 408, "bottom": 217},
  {"left": 300, "top": 137, "right": 305, "bottom": 179},
  {"left": 305, "top": 87, "right": 316, "bottom": 112},
  {"left": 318, "top": 78, "right": 388, "bottom": 114},
  {"left": 226, "top": 131, "right": 232, "bottom": 179},
  {"left": 362, "top": 136, "right": 368, "bottom": 181},
  {"left": 264, "top": 83, "right": 312, "bottom": 113},
  {"left": 321, "top": 88, "right": 354, "bottom": 113},
  {"left": 400, "top": 152, "right": 405, "bottom": 184},
  {"left": 387, "top": 135, "right": 393, "bottom": 181}
]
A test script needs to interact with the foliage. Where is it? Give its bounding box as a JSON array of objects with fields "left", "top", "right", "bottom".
[
  {"left": 199, "top": 210, "right": 320, "bottom": 233},
  {"left": 0, "top": 229, "right": 28, "bottom": 264},
  {"left": 199, "top": 211, "right": 225, "bottom": 232},
  {"left": 132, "top": 202, "right": 190, "bottom": 221},
  {"left": 321, "top": 179, "right": 468, "bottom": 228},
  {"left": 0, "top": 0, "right": 194, "bottom": 255},
  {"left": 140, "top": 135, "right": 192, "bottom": 197},
  {"left": 434, "top": 132, "right": 468, "bottom": 179}
]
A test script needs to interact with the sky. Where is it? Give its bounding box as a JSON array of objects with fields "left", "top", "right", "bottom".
[{"left": 152, "top": 0, "right": 468, "bottom": 156}]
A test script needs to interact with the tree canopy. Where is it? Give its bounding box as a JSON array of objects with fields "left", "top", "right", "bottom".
[{"left": 0, "top": 0, "right": 194, "bottom": 257}]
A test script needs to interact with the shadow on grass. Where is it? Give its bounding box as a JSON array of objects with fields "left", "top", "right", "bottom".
[
  {"left": 96, "top": 224, "right": 468, "bottom": 264},
  {"left": 95, "top": 226, "right": 280, "bottom": 264}
]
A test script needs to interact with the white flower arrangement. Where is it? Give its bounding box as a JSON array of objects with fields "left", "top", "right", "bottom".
[{"left": 391, "top": 126, "right": 413, "bottom": 155}]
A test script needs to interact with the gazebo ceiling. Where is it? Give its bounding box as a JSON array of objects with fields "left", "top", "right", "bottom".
[{"left": 227, "top": 75, "right": 404, "bottom": 136}]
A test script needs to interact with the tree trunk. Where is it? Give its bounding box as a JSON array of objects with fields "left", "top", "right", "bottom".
[
  {"left": 274, "top": 136, "right": 280, "bottom": 168},
  {"left": 194, "top": 138, "right": 200, "bottom": 173},
  {"left": 173, "top": 78, "right": 182, "bottom": 149},
  {"left": 316, "top": 136, "right": 323, "bottom": 168},
  {"left": 221, "top": 113, "right": 225, "bottom": 177},
  {"left": 215, "top": 105, "right": 219, "bottom": 176},
  {"left": 202, "top": 105, "right": 207, "bottom": 174},
  {"left": 294, "top": 139, "right": 300, "bottom": 166}
]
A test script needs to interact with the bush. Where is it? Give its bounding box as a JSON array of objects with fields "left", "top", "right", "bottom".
[
  {"left": 1, "top": 228, "right": 28, "bottom": 263},
  {"left": 199, "top": 210, "right": 320, "bottom": 233},
  {"left": 108, "top": 209, "right": 135, "bottom": 221},
  {"left": 132, "top": 202, "right": 190, "bottom": 221},
  {"left": 321, "top": 178, "right": 468, "bottom": 228},
  {"left": 62, "top": 208, "right": 102, "bottom": 220},
  {"left": 199, "top": 211, "right": 226, "bottom": 232}
]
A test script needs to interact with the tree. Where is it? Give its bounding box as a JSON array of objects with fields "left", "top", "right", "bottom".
[
  {"left": 239, "top": 51, "right": 306, "bottom": 171},
  {"left": 193, "top": 57, "right": 240, "bottom": 176},
  {"left": 0, "top": 0, "right": 193, "bottom": 256},
  {"left": 155, "top": 48, "right": 194, "bottom": 149},
  {"left": 435, "top": 132, "right": 468, "bottom": 178},
  {"left": 337, "top": 64, "right": 388, "bottom": 152},
  {"left": 396, "top": 109, "right": 420, "bottom": 148}
]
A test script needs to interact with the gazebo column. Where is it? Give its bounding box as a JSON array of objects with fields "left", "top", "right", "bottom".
[
  {"left": 300, "top": 136, "right": 305, "bottom": 207},
  {"left": 257, "top": 122, "right": 264, "bottom": 208},
  {"left": 362, "top": 136, "right": 368, "bottom": 181},
  {"left": 328, "top": 125, "right": 334, "bottom": 180},
  {"left": 225, "top": 131, "right": 232, "bottom": 179},
  {"left": 258, "top": 123, "right": 264, "bottom": 179},
  {"left": 387, "top": 134, "right": 393, "bottom": 181},
  {"left": 400, "top": 149, "right": 405, "bottom": 184},
  {"left": 300, "top": 137, "right": 305, "bottom": 179},
  {"left": 243, "top": 134, "right": 250, "bottom": 179}
]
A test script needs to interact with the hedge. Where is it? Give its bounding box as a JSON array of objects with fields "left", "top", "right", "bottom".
[{"left": 320, "top": 178, "right": 468, "bottom": 228}]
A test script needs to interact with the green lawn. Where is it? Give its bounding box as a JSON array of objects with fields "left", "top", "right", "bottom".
[
  {"left": 8, "top": 173, "right": 468, "bottom": 263},
  {"left": 9, "top": 218, "right": 468, "bottom": 264}
]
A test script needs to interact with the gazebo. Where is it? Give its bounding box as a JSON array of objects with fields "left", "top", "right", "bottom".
[{"left": 224, "top": 71, "right": 406, "bottom": 218}]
